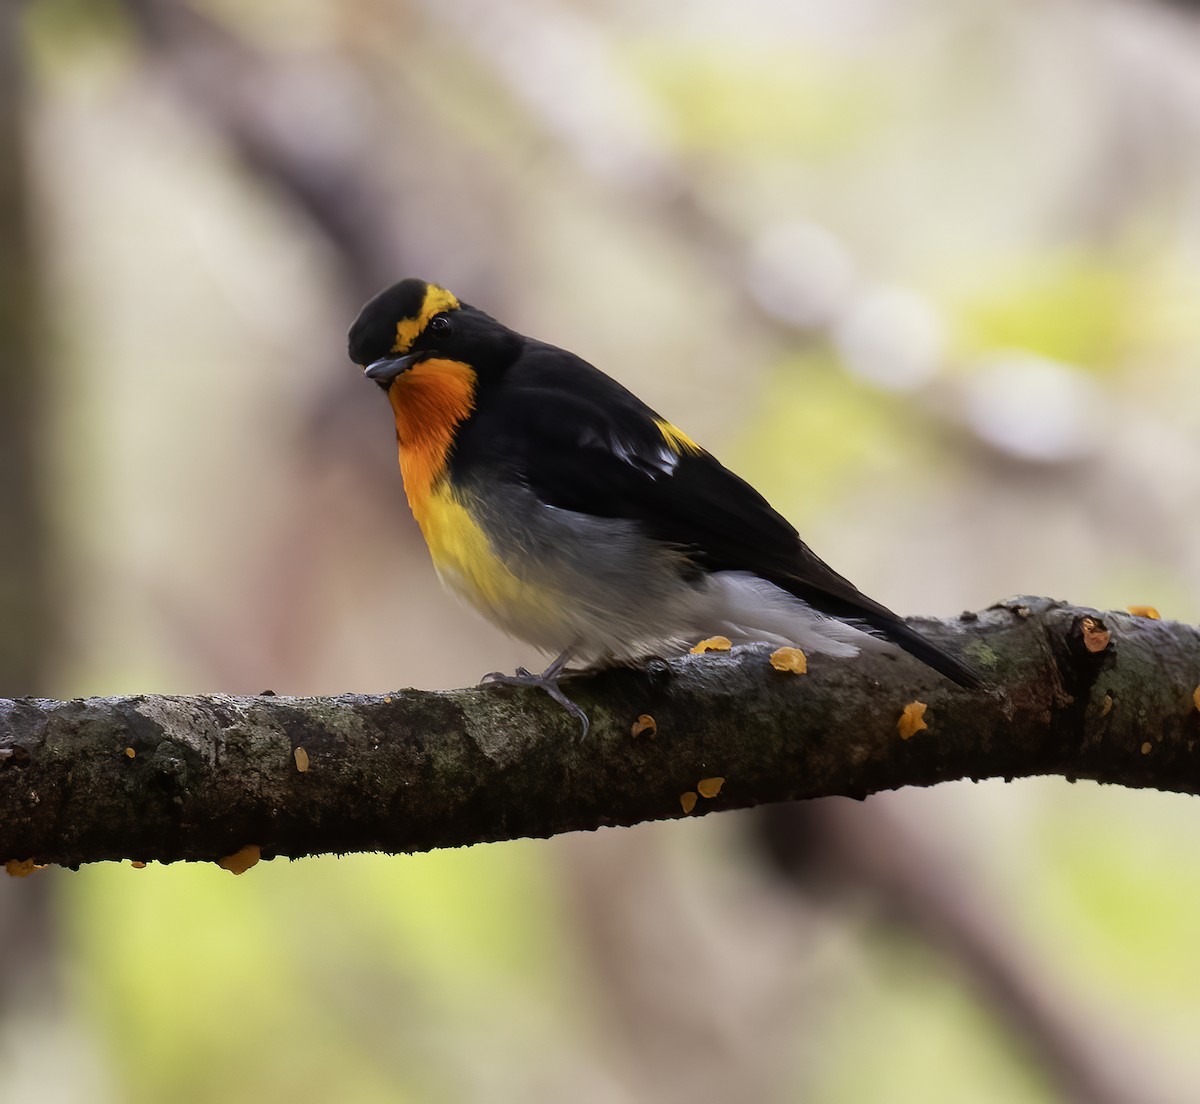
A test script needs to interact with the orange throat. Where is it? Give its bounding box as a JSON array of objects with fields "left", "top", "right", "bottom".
[{"left": 387, "top": 358, "right": 477, "bottom": 518}]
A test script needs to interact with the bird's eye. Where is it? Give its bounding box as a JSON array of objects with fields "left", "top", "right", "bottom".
[{"left": 428, "top": 315, "right": 452, "bottom": 336}]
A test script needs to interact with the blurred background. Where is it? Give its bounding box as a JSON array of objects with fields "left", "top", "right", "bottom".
[{"left": 4, "top": 0, "right": 1200, "bottom": 1099}]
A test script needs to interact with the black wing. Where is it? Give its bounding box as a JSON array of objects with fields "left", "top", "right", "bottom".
[{"left": 461, "top": 344, "right": 981, "bottom": 688}]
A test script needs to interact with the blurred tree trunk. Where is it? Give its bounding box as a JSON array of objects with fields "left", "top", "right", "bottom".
[
  {"left": 0, "top": 0, "right": 50, "bottom": 697},
  {"left": 0, "top": 0, "right": 61, "bottom": 1019}
]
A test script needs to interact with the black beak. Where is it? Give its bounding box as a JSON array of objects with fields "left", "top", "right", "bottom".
[{"left": 364, "top": 351, "right": 429, "bottom": 385}]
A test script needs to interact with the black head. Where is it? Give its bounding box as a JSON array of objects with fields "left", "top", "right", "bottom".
[{"left": 347, "top": 278, "right": 522, "bottom": 389}]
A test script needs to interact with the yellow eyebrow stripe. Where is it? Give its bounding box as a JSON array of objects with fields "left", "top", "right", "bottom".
[
  {"left": 391, "top": 284, "right": 461, "bottom": 354},
  {"left": 655, "top": 419, "right": 703, "bottom": 456}
]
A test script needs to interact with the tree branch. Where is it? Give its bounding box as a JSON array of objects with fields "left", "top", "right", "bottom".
[{"left": 2, "top": 598, "right": 1197, "bottom": 868}]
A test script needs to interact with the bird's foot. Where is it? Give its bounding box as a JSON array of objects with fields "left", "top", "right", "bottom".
[{"left": 480, "top": 655, "right": 589, "bottom": 738}]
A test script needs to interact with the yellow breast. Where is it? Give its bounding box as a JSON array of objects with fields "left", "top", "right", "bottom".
[
  {"left": 386, "top": 358, "right": 560, "bottom": 631},
  {"left": 414, "top": 481, "right": 569, "bottom": 646}
]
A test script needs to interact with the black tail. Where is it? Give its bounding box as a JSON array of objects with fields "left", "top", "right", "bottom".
[
  {"left": 868, "top": 616, "right": 985, "bottom": 689},
  {"left": 766, "top": 558, "right": 985, "bottom": 689}
]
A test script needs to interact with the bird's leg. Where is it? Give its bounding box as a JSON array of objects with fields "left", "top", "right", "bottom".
[{"left": 480, "top": 649, "right": 590, "bottom": 738}]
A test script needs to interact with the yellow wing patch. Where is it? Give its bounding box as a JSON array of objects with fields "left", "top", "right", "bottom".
[
  {"left": 391, "top": 283, "right": 461, "bottom": 354},
  {"left": 654, "top": 419, "right": 703, "bottom": 456}
]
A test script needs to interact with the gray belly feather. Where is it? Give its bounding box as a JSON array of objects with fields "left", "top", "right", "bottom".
[{"left": 460, "top": 482, "right": 885, "bottom": 664}]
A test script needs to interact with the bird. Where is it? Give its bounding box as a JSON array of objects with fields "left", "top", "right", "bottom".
[{"left": 348, "top": 278, "right": 982, "bottom": 735}]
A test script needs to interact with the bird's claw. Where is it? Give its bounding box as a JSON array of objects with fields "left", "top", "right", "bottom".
[{"left": 479, "top": 661, "right": 590, "bottom": 738}]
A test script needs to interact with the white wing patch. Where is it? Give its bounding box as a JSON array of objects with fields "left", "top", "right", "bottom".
[{"left": 578, "top": 424, "right": 679, "bottom": 479}]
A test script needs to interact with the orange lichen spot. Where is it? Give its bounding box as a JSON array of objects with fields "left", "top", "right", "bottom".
[
  {"left": 130, "top": 861, "right": 147, "bottom": 870},
  {"left": 697, "top": 776, "right": 725, "bottom": 799},
  {"left": 679, "top": 791, "right": 698, "bottom": 814},
  {"left": 1080, "top": 618, "right": 1111, "bottom": 654},
  {"left": 5, "top": 859, "right": 39, "bottom": 878},
  {"left": 217, "top": 844, "right": 261, "bottom": 876},
  {"left": 1193, "top": 687, "right": 1200, "bottom": 713},
  {"left": 897, "top": 701, "right": 928, "bottom": 740},
  {"left": 1127, "top": 605, "right": 1160, "bottom": 620},
  {"left": 769, "top": 647, "right": 807, "bottom": 674},
  {"left": 124, "top": 747, "right": 136, "bottom": 759},
  {"left": 1140, "top": 742, "right": 1152, "bottom": 756},
  {"left": 294, "top": 747, "right": 310, "bottom": 773},
  {"left": 1100, "top": 694, "right": 1114, "bottom": 718},
  {"left": 691, "top": 636, "right": 732, "bottom": 655},
  {"left": 631, "top": 714, "right": 657, "bottom": 738}
]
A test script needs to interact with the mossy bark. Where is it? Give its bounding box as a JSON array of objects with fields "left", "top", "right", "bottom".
[{"left": 1, "top": 598, "right": 1198, "bottom": 868}]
